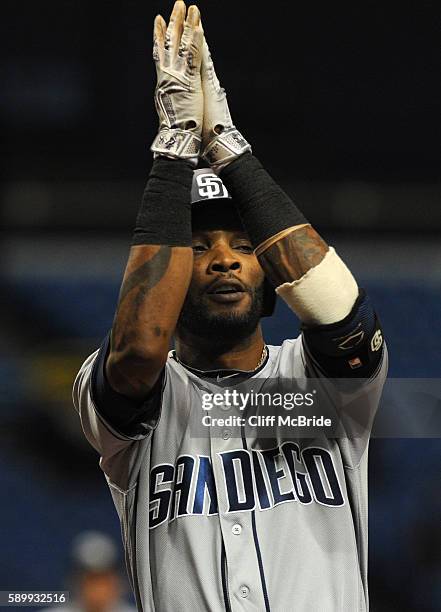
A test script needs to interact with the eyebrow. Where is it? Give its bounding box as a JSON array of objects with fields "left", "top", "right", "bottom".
[{"left": 192, "top": 230, "right": 250, "bottom": 240}]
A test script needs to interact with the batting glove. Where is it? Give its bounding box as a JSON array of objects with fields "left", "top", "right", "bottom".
[
  {"left": 151, "top": 1, "right": 204, "bottom": 163},
  {"left": 200, "top": 37, "right": 252, "bottom": 173}
]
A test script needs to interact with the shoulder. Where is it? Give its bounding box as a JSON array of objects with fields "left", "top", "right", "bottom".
[{"left": 259, "top": 337, "right": 306, "bottom": 379}]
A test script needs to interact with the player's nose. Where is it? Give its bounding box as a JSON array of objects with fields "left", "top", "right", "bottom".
[{"left": 208, "top": 245, "right": 241, "bottom": 273}]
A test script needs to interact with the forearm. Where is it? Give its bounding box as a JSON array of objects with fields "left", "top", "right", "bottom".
[
  {"left": 220, "top": 153, "right": 329, "bottom": 283},
  {"left": 107, "top": 158, "right": 194, "bottom": 398},
  {"left": 256, "top": 225, "right": 328, "bottom": 285},
  {"left": 220, "top": 153, "right": 359, "bottom": 325},
  {"left": 108, "top": 245, "right": 192, "bottom": 394}
]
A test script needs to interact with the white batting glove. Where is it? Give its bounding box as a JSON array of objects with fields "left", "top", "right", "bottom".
[
  {"left": 151, "top": 2, "right": 204, "bottom": 163},
  {"left": 200, "top": 37, "right": 252, "bottom": 173}
]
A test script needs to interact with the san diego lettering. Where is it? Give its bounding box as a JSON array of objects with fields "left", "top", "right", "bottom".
[{"left": 149, "top": 444, "right": 345, "bottom": 529}]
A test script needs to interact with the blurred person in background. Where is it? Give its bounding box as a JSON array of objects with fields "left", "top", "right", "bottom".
[{"left": 42, "top": 531, "right": 135, "bottom": 612}]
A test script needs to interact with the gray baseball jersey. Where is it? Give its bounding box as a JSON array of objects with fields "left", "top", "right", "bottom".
[{"left": 73, "top": 336, "right": 387, "bottom": 612}]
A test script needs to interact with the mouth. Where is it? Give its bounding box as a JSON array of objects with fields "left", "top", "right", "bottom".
[{"left": 206, "top": 281, "right": 247, "bottom": 303}]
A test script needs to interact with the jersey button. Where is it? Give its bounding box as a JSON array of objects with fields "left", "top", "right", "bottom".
[
  {"left": 232, "top": 524, "right": 242, "bottom": 535},
  {"left": 239, "top": 586, "right": 249, "bottom": 598},
  {"left": 222, "top": 429, "right": 231, "bottom": 440}
]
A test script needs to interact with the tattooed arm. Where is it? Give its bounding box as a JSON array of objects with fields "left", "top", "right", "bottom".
[
  {"left": 220, "top": 154, "right": 360, "bottom": 327},
  {"left": 103, "top": 2, "right": 205, "bottom": 401},
  {"left": 256, "top": 226, "right": 328, "bottom": 285},
  {"left": 106, "top": 245, "right": 193, "bottom": 399}
]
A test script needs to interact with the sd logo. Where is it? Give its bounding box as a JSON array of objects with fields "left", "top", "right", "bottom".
[{"left": 196, "top": 173, "right": 229, "bottom": 199}]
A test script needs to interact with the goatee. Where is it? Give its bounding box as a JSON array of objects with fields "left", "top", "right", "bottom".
[{"left": 177, "top": 284, "right": 265, "bottom": 345}]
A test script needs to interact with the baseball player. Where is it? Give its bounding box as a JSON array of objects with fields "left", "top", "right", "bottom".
[{"left": 73, "top": 2, "right": 387, "bottom": 610}]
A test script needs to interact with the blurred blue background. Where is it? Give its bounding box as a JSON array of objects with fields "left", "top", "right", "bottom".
[{"left": 1, "top": 1, "right": 440, "bottom": 610}]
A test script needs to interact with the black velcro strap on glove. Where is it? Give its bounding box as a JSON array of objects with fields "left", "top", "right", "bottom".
[
  {"left": 302, "top": 289, "right": 385, "bottom": 378},
  {"left": 132, "top": 157, "right": 194, "bottom": 246},
  {"left": 219, "top": 152, "right": 308, "bottom": 247}
]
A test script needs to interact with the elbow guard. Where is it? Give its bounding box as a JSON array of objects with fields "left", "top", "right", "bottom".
[{"left": 302, "top": 289, "right": 384, "bottom": 378}]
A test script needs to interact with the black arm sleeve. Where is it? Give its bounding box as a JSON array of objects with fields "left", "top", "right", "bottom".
[
  {"left": 90, "top": 334, "right": 164, "bottom": 438},
  {"left": 302, "top": 289, "right": 385, "bottom": 379},
  {"left": 220, "top": 152, "right": 308, "bottom": 247},
  {"left": 132, "top": 156, "right": 193, "bottom": 246}
]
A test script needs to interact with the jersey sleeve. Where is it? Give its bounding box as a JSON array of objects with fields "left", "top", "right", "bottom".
[
  {"left": 72, "top": 336, "right": 165, "bottom": 489},
  {"left": 299, "top": 290, "right": 388, "bottom": 467},
  {"left": 90, "top": 333, "right": 164, "bottom": 438}
]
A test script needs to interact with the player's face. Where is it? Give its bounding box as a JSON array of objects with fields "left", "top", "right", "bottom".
[{"left": 177, "top": 229, "right": 266, "bottom": 340}]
